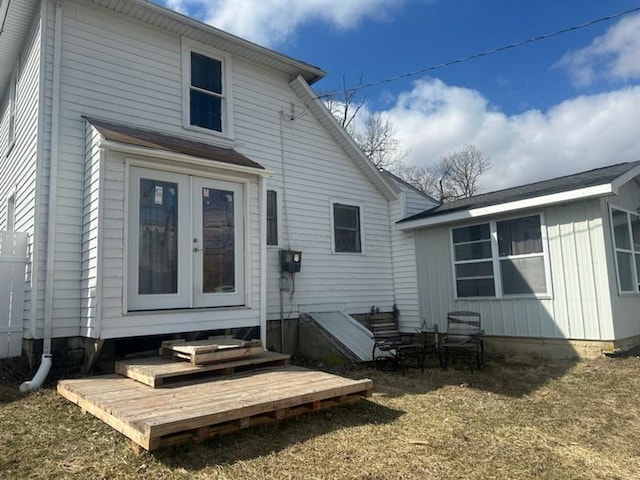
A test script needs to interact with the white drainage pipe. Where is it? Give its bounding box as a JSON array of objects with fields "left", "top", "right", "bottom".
[{"left": 19, "top": 354, "right": 53, "bottom": 393}]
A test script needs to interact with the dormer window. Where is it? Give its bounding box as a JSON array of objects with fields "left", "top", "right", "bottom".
[{"left": 182, "top": 39, "right": 233, "bottom": 138}]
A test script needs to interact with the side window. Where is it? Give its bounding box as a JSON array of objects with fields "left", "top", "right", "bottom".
[
  {"left": 452, "top": 223, "right": 494, "bottom": 297},
  {"left": 266, "top": 190, "right": 278, "bottom": 246},
  {"left": 333, "top": 203, "right": 361, "bottom": 253},
  {"left": 7, "top": 69, "right": 17, "bottom": 150},
  {"left": 6, "top": 193, "right": 15, "bottom": 231},
  {"left": 611, "top": 208, "right": 640, "bottom": 293}
]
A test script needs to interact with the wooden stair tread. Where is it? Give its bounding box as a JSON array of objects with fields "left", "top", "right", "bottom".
[{"left": 116, "top": 351, "right": 290, "bottom": 387}]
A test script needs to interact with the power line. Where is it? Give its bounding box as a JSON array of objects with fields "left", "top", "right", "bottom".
[{"left": 317, "top": 6, "right": 640, "bottom": 99}]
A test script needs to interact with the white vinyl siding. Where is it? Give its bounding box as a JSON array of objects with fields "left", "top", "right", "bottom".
[
  {"left": 0, "top": 10, "right": 42, "bottom": 339},
  {"left": 415, "top": 201, "right": 615, "bottom": 341},
  {"left": 33, "top": 0, "right": 396, "bottom": 340}
]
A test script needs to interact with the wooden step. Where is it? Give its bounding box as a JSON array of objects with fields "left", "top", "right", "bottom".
[
  {"left": 160, "top": 337, "right": 264, "bottom": 365},
  {"left": 116, "top": 351, "right": 290, "bottom": 387}
]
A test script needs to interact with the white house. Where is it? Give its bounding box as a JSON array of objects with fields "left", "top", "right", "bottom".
[
  {"left": 0, "top": 0, "right": 436, "bottom": 371},
  {"left": 398, "top": 161, "right": 640, "bottom": 358}
]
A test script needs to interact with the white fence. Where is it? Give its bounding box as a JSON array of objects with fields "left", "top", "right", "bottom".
[{"left": 0, "top": 231, "right": 28, "bottom": 358}]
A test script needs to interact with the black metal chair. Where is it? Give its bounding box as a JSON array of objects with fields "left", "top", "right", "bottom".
[
  {"left": 370, "top": 309, "right": 425, "bottom": 374},
  {"left": 439, "top": 311, "right": 484, "bottom": 372}
]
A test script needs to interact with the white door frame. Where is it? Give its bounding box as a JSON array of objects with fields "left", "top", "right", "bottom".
[{"left": 127, "top": 166, "right": 245, "bottom": 311}]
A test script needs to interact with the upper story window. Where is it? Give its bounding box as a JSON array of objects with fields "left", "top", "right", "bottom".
[
  {"left": 333, "top": 203, "right": 362, "bottom": 253},
  {"left": 182, "top": 39, "right": 233, "bottom": 138},
  {"left": 611, "top": 207, "right": 640, "bottom": 294},
  {"left": 452, "top": 214, "right": 549, "bottom": 298}
]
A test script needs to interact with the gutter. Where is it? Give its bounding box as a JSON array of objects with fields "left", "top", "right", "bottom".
[{"left": 21, "top": 0, "right": 63, "bottom": 392}]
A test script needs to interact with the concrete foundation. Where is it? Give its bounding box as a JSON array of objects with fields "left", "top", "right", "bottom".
[{"left": 483, "top": 335, "right": 640, "bottom": 360}]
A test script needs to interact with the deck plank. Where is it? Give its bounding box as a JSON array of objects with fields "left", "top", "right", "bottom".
[{"left": 57, "top": 366, "right": 372, "bottom": 451}]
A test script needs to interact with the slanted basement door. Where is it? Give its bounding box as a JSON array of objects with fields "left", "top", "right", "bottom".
[{"left": 127, "top": 166, "right": 244, "bottom": 310}]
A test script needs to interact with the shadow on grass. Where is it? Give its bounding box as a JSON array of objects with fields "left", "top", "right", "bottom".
[
  {"left": 328, "top": 353, "right": 579, "bottom": 399},
  {"left": 154, "top": 398, "right": 404, "bottom": 469}
]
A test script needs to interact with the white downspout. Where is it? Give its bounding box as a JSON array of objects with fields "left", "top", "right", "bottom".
[{"left": 21, "top": 0, "right": 63, "bottom": 392}]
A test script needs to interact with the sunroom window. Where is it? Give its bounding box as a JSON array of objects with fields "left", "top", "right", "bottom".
[
  {"left": 611, "top": 207, "right": 640, "bottom": 293},
  {"left": 451, "top": 214, "right": 549, "bottom": 298}
]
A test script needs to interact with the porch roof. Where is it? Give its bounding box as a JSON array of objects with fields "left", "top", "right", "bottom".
[{"left": 86, "top": 117, "right": 265, "bottom": 171}]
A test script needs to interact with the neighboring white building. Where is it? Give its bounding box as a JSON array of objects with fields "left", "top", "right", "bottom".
[
  {"left": 398, "top": 161, "right": 640, "bottom": 358},
  {"left": 0, "top": 0, "right": 436, "bottom": 364}
]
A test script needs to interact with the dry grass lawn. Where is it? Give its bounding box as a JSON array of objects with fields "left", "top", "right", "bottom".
[{"left": 1, "top": 354, "right": 640, "bottom": 479}]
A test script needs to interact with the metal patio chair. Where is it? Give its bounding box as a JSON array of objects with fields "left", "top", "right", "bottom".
[
  {"left": 439, "top": 311, "right": 484, "bottom": 372},
  {"left": 370, "top": 308, "right": 425, "bottom": 374}
]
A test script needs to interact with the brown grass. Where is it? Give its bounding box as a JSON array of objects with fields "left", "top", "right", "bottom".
[{"left": 2, "top": 354, "right": 640, "bottom": 479}]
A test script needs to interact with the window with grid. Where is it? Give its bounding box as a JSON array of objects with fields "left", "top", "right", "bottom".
[
  {"left": 611, "top": 208, "right": 640, "bottom": 294},
  {"left": 452, "top": 214, "right": 549, "bottom": 298},
  {"left": 333, "top": 203, "right": 361, "bottom": 253},
  {"left": 189, "top": 51, "right": 224, "bottom": 132}
]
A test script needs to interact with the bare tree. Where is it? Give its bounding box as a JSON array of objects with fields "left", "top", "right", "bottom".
[
  {"left": 395, "top": 145, "right": 490, "bottom": 202},
  {"left": 323, "top": 75, "right": 404, "bottom": 170}
]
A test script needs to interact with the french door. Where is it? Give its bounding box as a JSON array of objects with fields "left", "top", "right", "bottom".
[{"left": 127, "top": 167, "right": 244, "bottom": 310}]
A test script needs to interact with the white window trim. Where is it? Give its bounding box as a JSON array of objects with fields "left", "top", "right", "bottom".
[
  {"left": 329, "top": 199, "right": 365, "bottom": 255},
  {"left": 181, "top": 37, "right": 234, "bottom": 140},
  {"left": 450, "top": 213, "right": 552, "bottom": 300},
  {"left": 266, "top": 188, "right": 281, "bottom": 248},
  {"left": 609, "top": 205, "right": 640, "bottom": 295}
]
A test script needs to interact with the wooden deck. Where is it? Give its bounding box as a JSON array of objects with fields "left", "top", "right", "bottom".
[{"left": 57, "top": 366, "right": 373, "bottom": 452}]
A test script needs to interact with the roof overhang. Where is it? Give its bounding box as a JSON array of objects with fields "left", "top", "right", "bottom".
[
  {"left": 289, "top": 76, "right": 400, "bottom": 202},
  {"left": 397, "top": 183, "right": 616, "bottom": 231},
  {"left": 87, "top": 117, "right": 272, "bottom": 178},
  {"left": 0, "top": 0, "right": 39, "bottom": 97}
]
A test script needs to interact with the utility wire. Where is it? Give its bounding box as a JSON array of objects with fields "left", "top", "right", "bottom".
[{"left": 317, "top": 6, "right": 640, "bottom": 98}]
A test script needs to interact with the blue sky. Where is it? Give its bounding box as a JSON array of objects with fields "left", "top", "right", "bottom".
[{"left": 156, "top": 0, "right": 640, "bottom": 190}]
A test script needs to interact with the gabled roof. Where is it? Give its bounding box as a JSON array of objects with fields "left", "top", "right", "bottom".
[
  {"left": 289, "top": 76, "right": 400, "bottom": 202},
  {"left": 87, "top": 117, "right": 266, "bottom": 173},
  {"left": 398, "top": 161, "right": 640, "bottom": 230}
]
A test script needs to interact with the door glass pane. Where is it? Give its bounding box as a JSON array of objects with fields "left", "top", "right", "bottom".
[
  {"left": 138, "top": 179, "right": 178, "bottom": 295},
  {"left": 202, "top": 188, "right": 235, "bottom": 293}
]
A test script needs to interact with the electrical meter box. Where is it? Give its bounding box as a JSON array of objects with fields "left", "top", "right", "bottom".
[{"left": 279, "top": 249, "right": 302, "bottom": 273}]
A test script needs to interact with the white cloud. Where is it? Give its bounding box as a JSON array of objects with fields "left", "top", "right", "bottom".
[
  {"left": 555, "top": 12, "right": 640, "bottom": 87},
  {"left": 382, "top": 78, "right": 640, "bottom": 190},
  {"left": 157, "top": 0, "right": 407, "bottom": 46}
]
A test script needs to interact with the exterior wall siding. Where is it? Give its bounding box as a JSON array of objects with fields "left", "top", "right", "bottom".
[
  {"left": 35, "top": 0, "right": 396, "bottom": 339},
  {"left": 414, "top": 200, "right": 615, "bottom": 341},
  {"left": 0, "top": 11, "right": 42, "bottom": 339},
  {"left": 603, "top": 181, "right": 640, "bottom": 339}
]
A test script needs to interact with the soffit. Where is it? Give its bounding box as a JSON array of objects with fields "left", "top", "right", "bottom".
[{"left": 0, "top": 0, "right": 39, "bottom": 97}]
